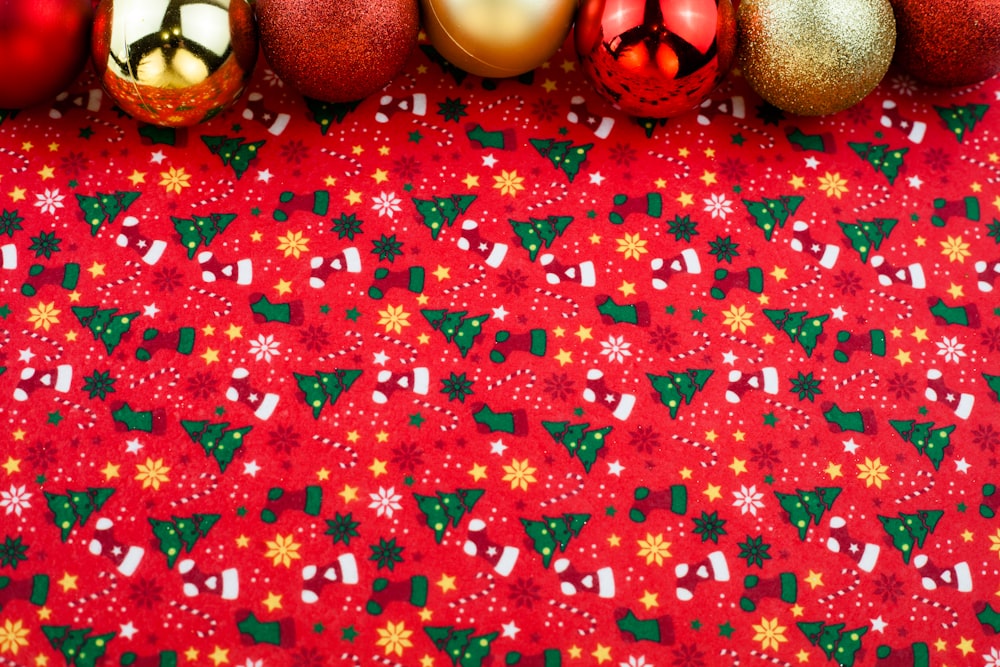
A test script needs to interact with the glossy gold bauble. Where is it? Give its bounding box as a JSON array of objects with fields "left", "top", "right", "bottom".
[
  {"left": 737, "top": 0, "right": 896, "bottom": 116},
  {"left": 422, "top": 0, "right": 578, "bottom": 78},
  {"left": 92, "top": 0, "right": 258, "bottom": 127}
]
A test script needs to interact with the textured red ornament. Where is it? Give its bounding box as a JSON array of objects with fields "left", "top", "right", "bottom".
[
  {"left": 256, "top": 0, "right": 420, "bottom": 103},
  {"left": 0, "top": 0, "right": 93, "bottom": 109},
  {"left": 576, "top": 0, "right": 737, "bottom": 118},
  {"left": 890, "top": 0, "right": 1000, "bottom": 87}
]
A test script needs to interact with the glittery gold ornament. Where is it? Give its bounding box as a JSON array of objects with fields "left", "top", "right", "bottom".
[
  {"left": 737, "top": 0, "right": 896, "bottom": 116},
  {"left": 422, "top": 0, "right": 578, "bottom": 78},
  {"left": 92, "top": 0, "right": 258, "bottom": 127}
]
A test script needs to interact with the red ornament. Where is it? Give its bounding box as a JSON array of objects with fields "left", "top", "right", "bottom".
[
  {"left": 0, "top": 0, "right": 93, "bottom": 109},
  {"left": 576, "top": 0, "right": 737, "bottom": 118},
  {"left": 890, "top": 0, "right": 1000, "bottom": 87},
  {"left": 256, "top": 0, "right": 420, "bottom": 103}
]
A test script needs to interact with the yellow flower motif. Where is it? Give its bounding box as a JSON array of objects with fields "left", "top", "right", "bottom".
[
  {"left": 27, "top": 301, "right": 60, "bottom": 331},
  {"left": 616, "top": 233, "right": 649, "bottom": 261},
  {"left": 940, "top": 235, "right": 971, "bottom": 263},
  {"left": 264, "top": 533, "right": 302, "bottom": 568},
  {"left": 0, "top": 618, "right": 29, "bottom": 656},
  {"left": 376, "top": 620, "right": 414, "bottom": 657},
  {"left": 377, "top": 304, "right": 411, "bottom": 334},
  {"left": 721, "top": 304, "right": 754, "bottom": 335},
  {"left": 276, "top": 230, "right": 310, "bottom": 259},
  {"left": 857, "top": 456, "right": 890, "bottom": 489},
  {"left": 134, "top": 457, "right": 170, "bottom": 491},
  {"left": 493, "top": 169, "right": 526, "bottom": 197},
  {"left": 159, "top": 166, "right": 191, "bottom": 194},
  {"left": 636, "top": 532, "right": 671, "bottom": 566},
  {"left": 989, "top": 529, "right": 1000, "bottom": 559},
  {"left": 502, "top": 458, "right": 537, "bottom": 491},
  {"left": 752, "top": 617, "right": 789, "bottom": 651},
  {"left": 818, "top": 171, "right": 848, "bottom": 198}
]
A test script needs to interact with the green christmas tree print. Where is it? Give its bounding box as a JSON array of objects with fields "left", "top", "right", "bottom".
[
  {"left": 530, "top": 138, "right": 591, "bottom": 182},
  {"left": 510, "top": 215, "right": 573, "bottom": 261},
  {"left": 542, "top": 421, "right": 612, "bottom": 473},
  {"left": 765, "top": 308, "right": 828, "bottom": 357},
  {"left": 414, "top": 488, "right": 484, "bottom": 543},
  {"left": 890, "top": 419, "right": 954, "bottom": 470},
  {"left": 878, "top": 510, "right": 942, "bottom": 564},
  {"left": 935, "top": 103, "right": 988, "bottom": 143},
  {"left": 149, "top": 514, "right": 220, "bottom": 568},
  {"left": 42, "top": 625, "right": 115, "bottom": 667},
  {"left": 413, "top": 194, "right": 477, "bottom": 239},
  {"left": 201, "top": 135, "right": 264, "bottom": 180},
  {"left": 422, "top": 309, "right": 488, "bottom": 358},
  {"left": 774, "top": 487, "right": 841, "bottom": 540},
  {"left": 294, "top": 369, "right": 362, "bottom": 419},
  {"left": 75, "top": 191, "right": 140, "bottom": 236},
  {"left": 742, "top": 195, "right": 803, "bottom": 241},
  {"left": 521, "top": 513, "right": 590, "bottom": 568},
  {"left": 181, "top": 420, "right": 252, "bottom": 473},
  {"left": 647, "top": 369, "right": 713, "bottom": 418},
  {"left": 172, "top": 213, "right": 237, "bottom": 259},
  {"left": 44, "top": 488, "right": 115, "bottom": 541},
  {"left": 848, "top": 142, "right": 907, "bottom": 185}
]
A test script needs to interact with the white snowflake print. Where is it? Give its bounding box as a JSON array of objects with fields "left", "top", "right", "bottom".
[
  {"left": 0, "top": 484, "right": 33, "bottom": 516},
  {"left": 620, "top": 656, "right": 652, "bottom": 667},
  {"left": 262, "top": 69, "right": 283, "bottom": 87},
  {"left": 983, "top": 646, "right": 1000, "bottom": 667},
  {"left": 732, "top": 484, "right": 765, "bottom": 516},
  {"left": 34, "top": 188, "right": 66, "bottom": 215},
  {"left": 888, "top": 73, "right": 917, "bottom": 96},
  {"left": 248, "top": 334, "right": 280, "bottom": 363},
  {"left": 703, "top": 192, "right": 733, "bottom": 219},
  {"left": 368, "top": 486, "right": 403, "bottom": 518},
  {"left": 935, "top": 335, "right": 966, "bottom": 363},
  {"left": 600, "top": 335, "right": 633, "bottom": 363},
  {"left": 372, "top": 191, "right": 402, "bottom": 218}
]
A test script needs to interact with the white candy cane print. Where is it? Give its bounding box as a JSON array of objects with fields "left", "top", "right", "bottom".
[
  {"left": 169, "top": 472, "right": 220, "bottom": 508},
  {"left": 547, "top": 598, "right": 598, "bottom": 637},
  {"left": 780, "top": 267, "right": 824, "bottom": 296},
  {"left": 310, "top": 433, "right": 358, "bottom": 470},
  {"left": 372, "top": 330, "right": 418, "bottom": 364},
  {"left": 128, "top": 366, "right": 181, "bottom": 391},
  {"left": 666, "top": 330, "right": 711, "bottom": 364},
  {"left": 319, "top": 147, "right": 363, "bottom": 177},
  {"left": 193, "top": 179, "right": 236, "bottom": 209},
  {"left": 442, "top": 263, "right": 487, "bottom": 299},
  {"left": 533, "top": 287, "right": 580, "bottom": 320},
  {"left": 187, "top": 285, "right": 234, "bottom": 318},
  {"left": 539, "top": 473, "right": 586, "bottom": 509},
  {"left": 67, "top": 572, "right": 118, "bottom": 609},
  {"left": 168, "top": 600, "right": 218, "bottom": 638},
  {"left": 525, "top": 180, "right": 568, "bottom": 213},
  {"left": 94, "top": 260, "right": 142, "bottom": 292},
  {"left": 911, "top": 593, "right": 960, "bottom": 629},
  {"left": 895, "top": 469, "right": 935, "bottom": 504},
  {"left": 852, "top": 183, "right": 893, "bottom": 214},
  {"left": 646, "top": 148, "right": 691, "bottom": 180},
  {"left": 314, "top": 330, "right": 364, "bottom": 364},
  {"left": 0, "top": 144, "right": 29, "bottom": 173},
  {"left": 867, "top": 287, "right": 914, "bottom": 320},
  {"left": 448, "top": 571, "right": 496, "bottom": 610},
  {"left": 671, "top": 433, "right": 719, "bottom": 469},
  {"left": 816, "top": 567, "right": 861, "bottom": 607},
  {"left": 21, "top": 328, "right": 65, "bottom": 362}
]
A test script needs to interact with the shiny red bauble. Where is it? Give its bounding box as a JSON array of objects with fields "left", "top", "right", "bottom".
[
  {"left": 0, "top": 0, "right": 93, "bottom": 109},
  {"left": 256, "top": 0, "right": 420, "bottom": 103},
  {"left": 890, "top": 0, "right": 1000, "bottom": 87},
  {"left": 576, "top": 0, "right": 737, "bottom": 118}
]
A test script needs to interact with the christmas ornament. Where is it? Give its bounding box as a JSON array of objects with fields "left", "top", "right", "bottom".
[
  {"left": 255, "top": 0, "right": 419, "bottom": 103},
  {"left": 421, "top": 0, "right": 578, "bottom": 78},
  {"left": 890, "top": 0, "right": 1000, "bottom": 87},
  {"left": 737, "top": 0, "right": 896, "bottom": 116},
  {"left": 575, "top": 0, "right": 737, "bottom": 118},
  {"left": 91, "top": 0, "right": 258, "bottom": 126},
  {"left": 0, "top": 0, "right": 92, "bottom": 109}
]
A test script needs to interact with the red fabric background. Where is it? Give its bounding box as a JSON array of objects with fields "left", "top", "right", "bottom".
[{"left": 1, "top": 31, "right": 999, "bottom": 667}]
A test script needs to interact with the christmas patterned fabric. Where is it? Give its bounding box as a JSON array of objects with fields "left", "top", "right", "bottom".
[{"left": 2, "top": 37, "right": 1000, "bottom": 667}]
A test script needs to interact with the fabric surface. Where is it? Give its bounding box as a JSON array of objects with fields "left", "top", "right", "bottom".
[{"left": 1, "top": 36, "right": 1000, "bottom": 667}]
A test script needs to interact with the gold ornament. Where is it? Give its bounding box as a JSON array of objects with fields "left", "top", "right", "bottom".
[
  {"left": 422, "top": 0, "right": 578, "bottom": 78},
  {"left": 737, "top": 0, "right": 896, "bottom": 116},
  {"left": 92, "top": 0, "right": 258, "bottom": 127}
]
